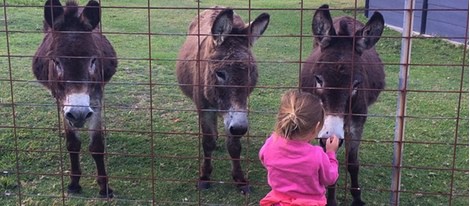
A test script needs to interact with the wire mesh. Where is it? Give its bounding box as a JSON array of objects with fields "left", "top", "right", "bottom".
[{"left": 0, "top": 0, "right": 468, "bottom": 205}]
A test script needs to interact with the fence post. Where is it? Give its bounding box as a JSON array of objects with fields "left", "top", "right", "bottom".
[
  {"left": 364, "top": 0, "right": 370, "bottom": 17},
  {"left": 390, "top": 0, "right": 415, "bottom": 205},
  {"left": 420, "top": 0, "right": 429, "bottom": 34}
]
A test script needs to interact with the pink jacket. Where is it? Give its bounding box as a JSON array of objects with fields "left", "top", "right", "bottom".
[
  {"left": 260, "top": 190, "right": 327, "bottom": 206},
  {"left": 259, "top": 133, "right": 339, "bottom": 204}
]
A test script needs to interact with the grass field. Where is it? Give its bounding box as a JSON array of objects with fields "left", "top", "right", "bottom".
[{"left": 0, "top": 0, "right": 468, "bottom": 205}]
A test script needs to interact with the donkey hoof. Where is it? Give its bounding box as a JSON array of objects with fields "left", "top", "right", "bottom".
[
  {"left": 351, "top": 200, "right": 365, "bottom": 206},
  {"left": 196, "top": 181, "right": 211, "bottom": 190},
  {"left": 99, "top": 189, "right": 114, "bottom": 198},
  {"left": 238, "top": 185, "right": 251, "bottom": 195},
  {"left": 67, "top": 184, "right": 82, "bottom": 194},
  {"left": 326, "top": 200, "right": 337, "bottom": 206}
]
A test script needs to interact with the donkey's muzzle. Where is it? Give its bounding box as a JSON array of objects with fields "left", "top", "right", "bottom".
[
  {"left": 229, "top": 125, "right": 248, "bottom": 136},
  {"left": 65, "top": 107, "right": 94, "bottom": 128},
  {"left": 319, "top": 138, "right": 344, "bottom": 148},
  {"left": 318, "top": 115, "right": 345, "bottom": 139},
  {"left": 224, "top": 111, "right": 248, "bottom": 137}
]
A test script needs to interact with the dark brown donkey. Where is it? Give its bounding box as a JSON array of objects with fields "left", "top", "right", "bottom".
[
  {"left": 176, "top": 6, "right": 269, "bottom": 193},
  {"left": 32, "top": 0, "right": 117, "bottom": 197},
  {"left": 301, "top": 5, "right": 385, "bottom": 206}
]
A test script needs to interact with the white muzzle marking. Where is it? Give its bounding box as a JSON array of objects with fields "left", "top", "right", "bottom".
[
  {"left": 63, "top": 93, "right": 93, "bottom": 114},
  {"left": 318, "top": 115, "right": 344, "bottom": 139},
  {"left": 224, "top": 111, "right": 248, "bottom": 128}
]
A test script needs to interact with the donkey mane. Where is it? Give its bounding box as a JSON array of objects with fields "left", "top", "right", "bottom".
[
  {"left": 44, "top": 0, "right": 96, "bottom": 32},
  {"left": 63, "top": 0, "right": 79, "bottom": 15},
  {"left": 188, "top": 7, "right": 249, "bottom": 53}
]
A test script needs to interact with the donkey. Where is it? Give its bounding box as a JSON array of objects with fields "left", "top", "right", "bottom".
[
  {"left": 32, "top": 0, "right": 117, "bottom": 197},
  {"left": 300, "top": 5, "right": 385, "bottom": 206},
  {"left": 176, "top": 6, "right": 269, "bottom": 194}
]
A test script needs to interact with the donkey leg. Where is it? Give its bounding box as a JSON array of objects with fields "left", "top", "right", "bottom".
[
  {"left": 348, "top": 147, "right": 364, "bottom": 206},
  {"left": 226, "top": 137, "right": 250, "bottom": 194},
  {"left": 320, "top": 140, "right": 337, "bottom": 205},
  {"left": 326, "top": 184, "right": 338, "bottom": 206},
  {"left": 89, "top": 132, "right": 113, "bottom": 198},
  {"left": 349, "top": 120, "right": 366, "bottom": 206},
  {"left": 65, "top": 128, "right": 82, "bottom": 194},
  {"left": 88, "top": 107, "right": 113, "bottom": 198},
  {"left": 197, "top": 111, "right": 217, "bottom": 189}
]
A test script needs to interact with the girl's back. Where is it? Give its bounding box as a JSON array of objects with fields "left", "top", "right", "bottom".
[{"left": 260, "top": 134, "right": 338, "bottom": 201}]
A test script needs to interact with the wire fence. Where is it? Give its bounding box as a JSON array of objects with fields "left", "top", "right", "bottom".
[{"left": 0, "top": 0, "right": 468, "bottom": 205}]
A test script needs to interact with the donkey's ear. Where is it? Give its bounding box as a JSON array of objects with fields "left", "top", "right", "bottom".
[
  {"left": 247, "top": 13, "right": 270, "bottom": 46},
  {"left": 354, "top": 12, "right": 384, "bottom": 54},
  {"left": 44, "top": 0, "right": 63, "bottom": 28},
  {"left": 312, "top": 4, "right": 336, "bottom": 48},
  {"left": 81, "top": 0, "right": 101, "bottom": 30},
  {"left": 212, "top": 9, "right": 234, "bottom": 46}
]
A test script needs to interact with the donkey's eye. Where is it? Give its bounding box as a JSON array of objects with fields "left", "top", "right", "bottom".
[
  {"left": 89, "top": 58, "right": 97, "bottom": 74},
  {"left": 353, "top": 79, "right": 361, "bottom": 88},
  {"left": 351, "top": 79, "right": 362, "bottom": 96},
  {"left": 215, "top": 71, "right": 227, "bottom": 82},
  {"left": 52, "top": 59, "right": 60, "bottom": 66},
  {"left": 315, "top": 75, "right": 323, "bottom": 87},
  {"left": 52, "top": 59, "right": 63, "bottom": 76}
]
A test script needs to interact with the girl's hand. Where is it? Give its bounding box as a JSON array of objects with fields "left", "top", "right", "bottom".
[{"left": 326, "top": 135, "right": 340, "bottom": 153}]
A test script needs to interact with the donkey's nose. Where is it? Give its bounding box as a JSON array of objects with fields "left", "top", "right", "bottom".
[
  {"left": 65, "top": 107, "right": 94, "bottom": 128},
  {"left": 224, "top": 111, "right": 248, "bottom": 137},
  {"left": 229, "top": 125, "right": 248, "bottom": 136}
]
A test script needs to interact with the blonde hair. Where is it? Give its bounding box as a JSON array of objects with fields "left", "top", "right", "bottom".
[{"left": 274, "top": 89, "right": 324, "bottom": 140}]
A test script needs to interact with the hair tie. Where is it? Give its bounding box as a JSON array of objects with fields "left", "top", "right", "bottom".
[{"left": 287, "top": 112, "right": 298, "bottom": 131}]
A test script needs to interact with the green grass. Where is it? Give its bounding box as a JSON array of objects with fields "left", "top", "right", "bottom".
[{"left": 1, "top": 0, "right": 468, "bottom": 205}]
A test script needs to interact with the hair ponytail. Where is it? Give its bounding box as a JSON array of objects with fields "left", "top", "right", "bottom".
[
  {"left": 274, "top": 90, "right": 324, "bottom": 140},
  {"left": 276, "top": 112, "right": 299, "bottom": 138}
]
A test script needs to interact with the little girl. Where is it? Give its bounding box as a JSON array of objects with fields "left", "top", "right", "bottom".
[{"left": 259, "top": 89, "right": 340, "bottom": 206}]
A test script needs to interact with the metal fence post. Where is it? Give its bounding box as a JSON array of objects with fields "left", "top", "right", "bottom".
[
  {"left": 390, "top": 0, "right": 415, "bottom": 205},
  {"left": 420, "top": 0, "right": 429, "bottom": 34},
  {"left": 365, "top": 0, "right": 370, "bottom": 17}
]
